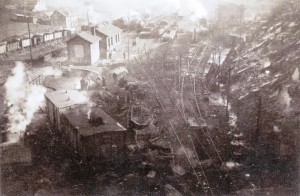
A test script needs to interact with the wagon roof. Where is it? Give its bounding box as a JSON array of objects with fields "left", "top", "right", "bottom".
[{"left": 63, "top": 105, "right": 126, "bottom": 137}]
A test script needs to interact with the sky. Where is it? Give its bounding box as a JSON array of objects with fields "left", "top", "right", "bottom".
[{"left": 45, "top": 0, "right": 275, "bottom": 22}]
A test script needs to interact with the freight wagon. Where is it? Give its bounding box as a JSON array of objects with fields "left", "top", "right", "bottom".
[
  {"left": 0, "top": 42, "right": 7, "bottom": 54},
  {"left": 1, "top": 29, "right": 71, "bottom": 54}
]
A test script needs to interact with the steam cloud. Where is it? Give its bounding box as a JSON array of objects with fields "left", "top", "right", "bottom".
[
  {"left": 4, "top": 62, "right": 47, "bottom": 134},
  {"left": 48, "top": 0, "right": 207, "bottom": 22}
]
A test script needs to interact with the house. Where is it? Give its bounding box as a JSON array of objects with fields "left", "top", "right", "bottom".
[
  {"left": 45, "top": 90, "right": 88, "bottom": 130},
  {"left": 50, "top": 10, "right": 77, "bottom": 30},
  {"left": 67, "top": 31, "right": 101, "bottom": 65},
  {"left": 83, "top": 24, "right": 122, "bottom": 59}
]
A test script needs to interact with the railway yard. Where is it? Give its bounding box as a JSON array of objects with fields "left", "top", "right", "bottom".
[{"left": 1, "top": 0, "right": 300, "bottom": 195}]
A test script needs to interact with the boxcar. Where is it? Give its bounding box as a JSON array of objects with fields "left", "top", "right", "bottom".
[
  {"left": 7, "top": 40, "right": 20, "bottom": 51},
  {"left": 31, "top": 34, "right": 43, "bottom": 46},
  {"left": 0, "top": 42, "right": 7, "bottom": 54},
  {"left": 44, "top": 32, "right": 54, "bottom": 42},
  {"left": 54, "top": 30, "right": 63, "bottom": 39},
  {"left": 20, "top": 37, "right": 31, "bottom": 48}
]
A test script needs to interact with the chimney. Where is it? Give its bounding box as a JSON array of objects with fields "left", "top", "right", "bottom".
[
  {"left": 88, "top": 110, "right": 104, "bottom": 127},
  {"left": 91, "top": 26, "right": 96, "bottom": 36}
]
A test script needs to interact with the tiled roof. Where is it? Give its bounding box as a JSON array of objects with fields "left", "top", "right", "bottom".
[
  {"left": 68, "top": 31, "right": 101, "bottom": 44},
  {"left": 45, "top": 89, "right": 88, "bottom": 109},
  {"left": 63, "top": 105, "right": 127, "bottom": 137},
  {"left": 96, "top": 24, "right": 122, "bottom": 37}
]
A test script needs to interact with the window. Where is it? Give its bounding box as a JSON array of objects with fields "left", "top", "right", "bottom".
[
  {"left": 115, "top": 34, "right": 118, "bottom": 43},
  {"left": 111, "top": 36, "right": 113, "bottom": 45}
]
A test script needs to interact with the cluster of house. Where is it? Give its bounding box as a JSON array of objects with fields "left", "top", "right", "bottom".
[{"left": 67, "top": 23, "right": 123, "bottom": 65}]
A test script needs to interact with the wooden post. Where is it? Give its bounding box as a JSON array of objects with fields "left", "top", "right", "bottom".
[{"left": 27, "top": 22, "right": 33, "bottom": 61}]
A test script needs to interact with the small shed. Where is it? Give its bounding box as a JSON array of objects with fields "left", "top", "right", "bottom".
[
  {"left": 45, "top": 89, "right": 88, "bottom": 130},
  {"left": 67, "top": 31, "right": 101, "bottom": 65},
  {"left": 61, "top": 105, "right": 132, "bottom": 161}
]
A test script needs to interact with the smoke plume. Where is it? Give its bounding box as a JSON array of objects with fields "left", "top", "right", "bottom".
[{"left": 4, "top": 62, "right": 47, "bottom": 134}]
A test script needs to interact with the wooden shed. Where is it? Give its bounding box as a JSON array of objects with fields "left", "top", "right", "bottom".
[
  {"left": 61, "top": 105, "right": 132, "bottom": 161},
  {"left": 67, "top": 31, "right": 101, "bottom": 65},
  {"left": 45, "top": 90, "right": 88, "bottom": 130}
]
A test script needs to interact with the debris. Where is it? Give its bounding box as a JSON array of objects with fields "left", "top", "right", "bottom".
[
  {"left": 147, "top": 171, "right": 156, "bottom": 178},
  {"left": 164, "top": 184, "right": 183, "bottom": 196}
]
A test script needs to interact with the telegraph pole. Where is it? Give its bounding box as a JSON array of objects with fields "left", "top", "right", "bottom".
[{"left": 27, "top": 21, "right": 33, "bottom": 61}]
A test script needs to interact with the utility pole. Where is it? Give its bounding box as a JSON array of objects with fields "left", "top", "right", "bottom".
[{"left": 27, "top": 21, "right": 33, "bottom": 61}]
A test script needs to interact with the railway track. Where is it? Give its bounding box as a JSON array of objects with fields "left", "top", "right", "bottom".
[{"left": 133, "top": 34, "right": 219, "bottom": 195}]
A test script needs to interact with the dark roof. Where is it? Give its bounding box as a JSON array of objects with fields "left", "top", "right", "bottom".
[
  {"left": 63, "top": 105, "right": 126, "bottom": 137},
  {"left": 95, "top": 24, "right": 122, "bottom": 37},
  {"left": 67, "top": 31, "right": 101, "bottom": 44}
]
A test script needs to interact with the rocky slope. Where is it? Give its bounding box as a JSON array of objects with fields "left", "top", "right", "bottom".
[{"left": 222, "top": 0, "right": 300, "bottom": 191}]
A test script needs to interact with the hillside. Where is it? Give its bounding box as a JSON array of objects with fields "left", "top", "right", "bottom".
[{"left": 222, "top": 0, "right": 300, "bottom": 190}]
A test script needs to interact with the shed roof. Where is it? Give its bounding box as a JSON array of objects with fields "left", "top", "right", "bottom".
[
  {"left": 67, "top": 31, "right": 101, "bottom": 44},
  {"left": 63, "top": 105, "right": 127, "bottom": 137},
  {"left": 45, "top": 89, "right": 88, "bottom": 109},
  {"left": 96, "top": 24, "right": 122, "bottom": 37},
  {"left": 51, "top": 10, "right": 69, "bottom": 18}
]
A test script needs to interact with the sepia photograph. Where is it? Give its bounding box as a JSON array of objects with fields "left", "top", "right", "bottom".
[{"left": 0, "top": 0, "right": 299, "bottom": 195}]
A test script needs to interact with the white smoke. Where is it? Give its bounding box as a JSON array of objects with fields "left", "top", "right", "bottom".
[
  {"left": 47, "top": 0, "right": 207, "bottom": 22},
  {"left": 43, "top": 66, "right": 62, "bottom": 78},
  {"left": 4, "top": 62, "right": 47, "bottom": 134}
]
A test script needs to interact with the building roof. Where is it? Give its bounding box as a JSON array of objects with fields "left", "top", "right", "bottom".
[
  {"left": 45, "top": 89, "right": 88, "bottom": 109},
  {"left": 51, "top": 10, "right": 69, "bottom": 18},
  {"left": 67, "top": 31, "right": 101, "bottom": 44},
  {"left": 95, "top": 24, "right": 122, "bottom": 37},
  {"left": 63, "top": 105, "right": 127, "bottom": 137}
]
